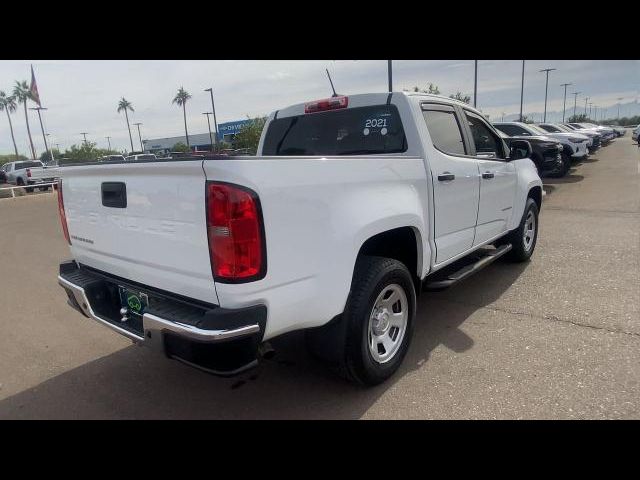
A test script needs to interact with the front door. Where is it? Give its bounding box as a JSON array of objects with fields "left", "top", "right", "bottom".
[{"left": 461, "top": 110, "right": 517, "bottom": 246}]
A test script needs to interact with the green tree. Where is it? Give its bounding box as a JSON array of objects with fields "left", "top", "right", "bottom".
[
  {"left": 171, "top": 142, "right": 190, "bottom": 153},
  {"left": 568, "top": 113, "right": 589, "bottom": 123},
  {"left": 117, "top": 97, "right": 135, "bottom": 152},
  {"left": 407, "top": 83, "right": 440, "bottom": 95},
  {"left": 0, "top": 91, "right": 20, "bottom": 159},
  {"left": 12, "top": 80, "right": 36, "bottom": 159},
  {"left": 172, "top": 87, "right": 192, "bottom": 148},
  {"left": 449, "top": 91, "right": 471, "bottom": 104},
  {"left": 232, "top": 117, "right": 267, "bottom": 154},
  {"left": 39, "top": 148, "right": 62, "bottom": 164}
]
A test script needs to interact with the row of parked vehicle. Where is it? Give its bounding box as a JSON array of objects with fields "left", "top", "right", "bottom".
[{"left": 492, "top": 121, "right": 623, "bottom": 178}]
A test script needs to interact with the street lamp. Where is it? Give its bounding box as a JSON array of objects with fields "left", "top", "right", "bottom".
[
  {"left": 560, "top": 83, "right": 572, "bottom": 122},
  {"left": 584, "top": 96, "right": 589, "bottom": 116},
  {"left": 29, "top": 106, "right": 51, "bottom": 160},
  {"left": 45, "top": 133, "right": 55, "bottom": 162},
  {"left": 80, "top": 132, "right": 89, "bottom": 145},
  {"left": 588, "top": 103, "right": 593, "bottom": 118},
  {"left": 571, "top": 91, "right": 581, "bottom": 120},
  {"left": 519, "top": 60, "right": 525, "bottom": 122},
  {"left": 501, "top": 112, "right": 505, "bottom": 122},
  {"left": 204, "top": 88, "right": 219, "bottom": 152},
  {"left": 617, "top": 97, "right": 623, "bottom": 119},
  {"left": 105, "top": 136, "right": 112, "bottom": 151},
  {"left": 539, "top": 68, "right": 556, "bottom": 123},
  {"left": 203, "top": 112, "right": 214, "bottom": 152},
  {"left": 133, "top": 123, "right": 144, "bottom": 152}
]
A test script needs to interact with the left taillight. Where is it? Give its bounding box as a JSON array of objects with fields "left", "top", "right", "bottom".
[
  {"left": 57, "top": 179, "right": 71, "bottom": 245},
  {"left": 206, "top": 181, "right": 265, "bottom": 283}
]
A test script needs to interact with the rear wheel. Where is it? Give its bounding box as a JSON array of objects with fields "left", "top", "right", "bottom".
[{"left": 307, "top": 256, "right": 416, "bottom": 386}]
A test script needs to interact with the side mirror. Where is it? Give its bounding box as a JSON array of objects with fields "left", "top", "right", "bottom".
[{"left": 509, "top": 139, "right": 532, "bottom": 160}]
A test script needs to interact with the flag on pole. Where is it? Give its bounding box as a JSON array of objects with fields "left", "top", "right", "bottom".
[{"left": 30, "top": 64, "right": 41, "bottom": 106}]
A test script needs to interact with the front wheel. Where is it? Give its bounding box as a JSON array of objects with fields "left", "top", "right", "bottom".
[{"left": 503, "top": 198, "right": 539, "bottom": 262}]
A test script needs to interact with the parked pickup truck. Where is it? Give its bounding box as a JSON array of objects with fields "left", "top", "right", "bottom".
[
  {"left": 2, "top": 160, "right": 58, "bottom": 192},
  {"left": 56, "top": 92, "right": 542, "bottom": 385}
]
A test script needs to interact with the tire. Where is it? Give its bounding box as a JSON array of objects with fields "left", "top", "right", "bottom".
[
  {"left": 559, "top": 152, "right": 572, "bottom": 176},
  {"left": 502, "top": 198, "right": 539, "bottom": 263},
  {"left": 329, "top": 256, "right": 416, "bottom": 386},
  {"left": 39, "top": 186, "right": 50, "bottom": 191}
]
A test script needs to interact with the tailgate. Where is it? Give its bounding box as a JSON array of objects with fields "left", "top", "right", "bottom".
[{"left": 62, "top": 160, "right": 218, "bottom": 305}]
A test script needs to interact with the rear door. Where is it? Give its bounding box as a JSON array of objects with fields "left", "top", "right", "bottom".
[
  {"left": 62, "top": 160, "right": 218, "bottom": 305},
  {"left": 421, "top": 103, "right": 480, "bottom": 264},
  {"left": 461, "top": 110, "right": 517, "bottom": 246}
]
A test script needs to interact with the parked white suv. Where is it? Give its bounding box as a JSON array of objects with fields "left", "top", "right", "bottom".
[{"left": 56, "top": 92, "right": 542, "bottom": 385}]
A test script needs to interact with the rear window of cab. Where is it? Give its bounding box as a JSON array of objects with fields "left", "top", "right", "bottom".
[{"left": 262, "top": 105, "right": 407, "bottom": 156}]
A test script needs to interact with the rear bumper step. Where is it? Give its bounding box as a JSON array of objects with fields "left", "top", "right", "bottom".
[
  {"left": 58, "top": 261, "right": 266, "bottom": 376},
  {"left": 424, "top": 244, "right": 512, "bottom": 290}
]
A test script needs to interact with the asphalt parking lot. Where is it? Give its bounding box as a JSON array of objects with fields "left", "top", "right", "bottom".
[{"left": 0, "top": 135, "right": 638, "bottom": 419}]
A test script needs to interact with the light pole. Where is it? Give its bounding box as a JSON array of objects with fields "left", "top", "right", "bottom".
[
  {"left": 617, "top": 98, "right": 623, "bottom": 119},
  {"left": 588, "top": 103, "right": 593, "bottom": 119},
  {"left": 473, "top": 60, "right": 478, "bottom": 108},
  {"left": 203, "top": 112, "right": 214, "bottom": 152},
  {"left": 45, "top": 133, "right": 55, "bottom": 163},
  {"left": 80, "top": 132, "right": 89, "bottom": 145},
  {"left": 501, "top": 112, "right": 505, "bottom": 122},
  {"left": 106, "top": 136, "right": 112, "bottom": 151},
  {"left": 539, "top": 68, "right": 556, "bottom": 123},
  {"left": 29, "top": 106, "right": 50, "bottom": 160},
  {"left": 133, "top": 123, "right": 143, "bottom": 152},
  {"left": 519, "top": 60, "right": 525, "bottom": 122},
  {"left": 584, "top": 96, "right": 589, "bottom": 116},
  {"left": 560, "top": 82, "right": 572, "bottom": 122},
  {"left": 387, "top": 60, "right": 392, "bottom": 92},
  {"left": 571, "top": 91, "right": 581, "bottom": 120},
  {"left": 204, "top": 88, "right": 219, "bottom": 152}
]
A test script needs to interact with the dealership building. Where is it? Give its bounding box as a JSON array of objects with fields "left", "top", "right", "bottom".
[{"left": 142, "top": 119, "right": 251, "bottom": 153}]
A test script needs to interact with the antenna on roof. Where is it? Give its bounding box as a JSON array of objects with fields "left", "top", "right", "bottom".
[{"left": 326, "top": 68, "right": 338, "bottom": 97}]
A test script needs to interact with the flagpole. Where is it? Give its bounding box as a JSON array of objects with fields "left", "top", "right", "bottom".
[{"left": 30, "top": 107, "right": 50, "bottom": 162}]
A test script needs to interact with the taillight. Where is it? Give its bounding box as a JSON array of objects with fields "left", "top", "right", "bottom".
[
  {"left": 57, "top": 179, "right": 71, "bottom": 245},
  {"left": 304, "top": 95, "right": 348, "bottom": 114},
  {"left": 26, "top": 168, "right": 31, "bottom": 178},
  {"left": 206, "top": 182, "right": 265, "bottom": 282}
]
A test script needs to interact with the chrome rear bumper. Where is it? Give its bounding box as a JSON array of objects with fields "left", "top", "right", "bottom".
[{"left": 58, "top": 275, "right": 260, "bottom": 344}]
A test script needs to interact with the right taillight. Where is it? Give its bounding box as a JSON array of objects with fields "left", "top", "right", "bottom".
[
  {"left": 206, "top": 182, "right": 265, "bottom": 283},
  {"left": 26, "top": 168, "right": 31, "bottom": 178},
  {"left": 57, "top": 179, "right": 71, "bottom": 245}
]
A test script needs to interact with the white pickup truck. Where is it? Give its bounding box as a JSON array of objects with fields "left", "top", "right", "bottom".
[{"left": 56, "top": 92, "right": 542, "bottom": 385}]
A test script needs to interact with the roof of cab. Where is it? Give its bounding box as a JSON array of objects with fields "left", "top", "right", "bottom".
[{"left": 272, "top": 91, "right": 478, "bottom": 119}]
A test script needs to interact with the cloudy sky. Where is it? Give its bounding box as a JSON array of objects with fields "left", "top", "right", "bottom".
[{"left": 0, "top": 60, "right": 638, "bottom": 155}]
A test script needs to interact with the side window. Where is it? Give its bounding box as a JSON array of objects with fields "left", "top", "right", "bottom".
[
  {"left": 422, "top": 106, "right": 467, "bottom": 156},
  {"left": 464, "top": 111, "right": 505, "bottom": 159}
]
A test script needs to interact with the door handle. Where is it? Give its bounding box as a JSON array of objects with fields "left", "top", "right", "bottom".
[
  {"left": 482, "top": 172, "right": 495, "bottom": 179},
  {"left": 438, "top": 172, "right": 455, "bottom": 181}
]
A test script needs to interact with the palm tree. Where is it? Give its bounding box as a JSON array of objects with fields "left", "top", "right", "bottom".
[
  {"left": 0, "top": 91, "right": 20, "bottom": 158},
  {"left": 117, "top": 97, "right": 135, "bottom": 153},
  {"left": 172, "top": 87, "right": 192, "bottom": 148},
  {"left": 13, "top": 80, "right": 36, "bottom": 159}
]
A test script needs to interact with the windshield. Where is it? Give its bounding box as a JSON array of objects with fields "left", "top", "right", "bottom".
[
  {"left": 262, "top": 104, "right": 407, "bottom": 156},
  {"left": 527, "top": 125, "right": 548, "bottom": 135}
]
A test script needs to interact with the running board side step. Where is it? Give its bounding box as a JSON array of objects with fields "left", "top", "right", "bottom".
[{"left": 424, "top": 244, "right": 512, "bottom": 291}]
